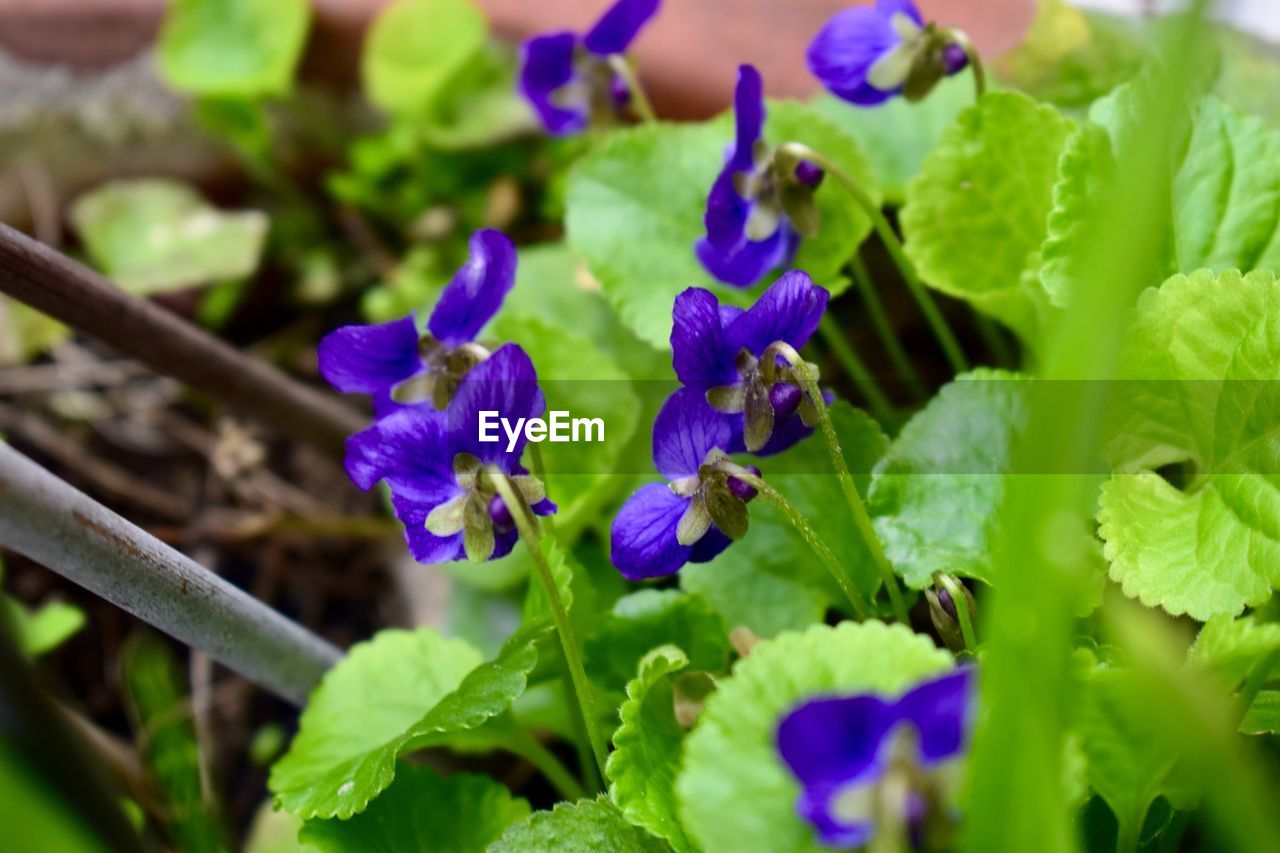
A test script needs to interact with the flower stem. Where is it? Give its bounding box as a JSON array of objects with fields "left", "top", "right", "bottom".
[
  {"left": 607, "top": 55, "right": 658, "bottom": 124},
  {"left": 972, "top": 311, "right": 1016, "bottom": 369},
  {"left": 505, "top": 717, "right": 588, "bottom": 801},
  {"left": 951, "top": 29, "right": 988, "bottom": 103},
  {"left": 936, "top": 574, "right": 978, "bottom": 652},
  {"left": 848, "top": 254, "right": 927, "bottom": 402},
  {"left": 528, "top": 443, "right": 555, "bottom": 535},
  {"left": 779, "top": 143, "right": 969, "bottom": 376},
  {"left": 774, "top": 344, "right": 912, "bottom": 625},
  {"left": 722, "top": 466, "right": 870, "bottom": 620},
  {"left": 816, "top": 316, "right": 895, "bottom": 423},
  {"left": 490, "top": 472, "right": 610, "bottom": 786}
]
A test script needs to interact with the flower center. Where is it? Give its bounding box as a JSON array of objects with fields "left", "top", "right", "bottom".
[
  {"left": 706, "top": 342, "right": 819, "bottom": 453},
  {"left": 550, "top": 50, "right": 632, "bottom": 126},
  {"left": 669, "top": 450, "right": 759, "bottom": 547},
  {"left": 390, "top": 334, "right": 491, "bottom": 408},
  {"left": 423, "top": 453, "right": 547, "bottom": 562}
]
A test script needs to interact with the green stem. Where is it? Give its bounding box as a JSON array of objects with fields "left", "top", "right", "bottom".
[
  {"left": 1237, "top": 650, "right": 1278, "bottom": 728},
  {"left": 936, "top": 574, "right": 978, "bottom": 652},
  {"left": 781, "top": 143, "right": 969, "bottom": 375},
  {"left": 972, "top": 311, "right": 1015, "bottom": 369},
  {"left": 607, "top": 55, "right": 658, "bottom": 124},
  {"left": 848, "top": 255, "right": 927, "bottom": 402},
  {"left": 952, "top": 30, "right": 988, "bottom": 104},
  {"left": 722, "top": 466, "right": 869, "bottom": 620},
  {"left": 505, "top": 720, "right": 588, "bottom": 801},
  {"left": 817, "top": 316, "right": 895, "bottom": 423},
  {"left": 490, "top": 472, "right": 610, "bottom": 786},
  {"left": 777, "top": 346, "right": 911, "bottom": 625}
]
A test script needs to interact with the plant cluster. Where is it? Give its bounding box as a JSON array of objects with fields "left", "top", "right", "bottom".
[{"left": 9, "top": 0, "right": 1280, "bottom": 850}]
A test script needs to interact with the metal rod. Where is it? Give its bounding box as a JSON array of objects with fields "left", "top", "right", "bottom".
[
  {"left": 0, "top": 223, "right": 366, "bottom": 455},
  {"left": 0, "top": 443, "right": 341, "bottom": 705}
]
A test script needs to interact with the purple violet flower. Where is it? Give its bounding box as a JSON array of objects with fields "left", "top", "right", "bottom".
[
  {"left": 317, "top": 229, "right": 516, "bottom": 416},
  {"left": 776, "top": 669, "right": 975, "bottom": 849},
  {"left": 696, "top": 64, "right": 827, "bottom": 288},
  {"left": 343, "top": 344, "right": 555, "bottom": 564},
  {"left": 519, "top": 0, "right": 661, "bottom": 135},
  {"left": 672, "top": 270, "right": 830, "bottom": 454},
  {"left": 807, "top": 0, "right": 971, "bottom": 106},
  {"left": 610, "top": 388, "right": 761, "bottom": 580}
]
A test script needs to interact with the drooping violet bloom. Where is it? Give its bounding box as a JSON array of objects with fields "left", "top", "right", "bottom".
[
  {"left": 696, "top": 65, "right": 827, "bottom": 288},
  {"left": 318, "top": 229, "right": 516, "bottom": 416},
  {"left": 776, "top": 669, "right": 975, "bottom": 850},
  {"left": 807, "top": 0, "right": 970, "bottom": 106},
  {"left": 519, "top": 0, "right": 660, "bottom": 135},
  {"left": 343, "top": 344, "right": 555, "bottom": 564},
  {"left": 673, "top": 270, "right": 829, "bottom": 454},
  {"left": 610, "top": 388, "right": 762, "bottom": 580}
]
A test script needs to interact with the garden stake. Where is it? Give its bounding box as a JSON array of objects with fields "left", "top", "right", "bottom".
[
  {"left": 490, "top": 470, "right": 610, "bottom": 786},
  {"left": 778, "top": 143, "right": 969, "bottom": 375},
  {"left": 0, "top": 443, "right": 342, "bottom": 705},
  {"left": 0, "top": 223, "right": 366, "bottom": 456}
]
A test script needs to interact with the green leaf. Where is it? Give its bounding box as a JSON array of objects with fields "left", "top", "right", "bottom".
[
  {"left": 999, "top": 0, "right": 1151, "bottom": 109},
  {"left": 491, "top": 797, "right": 669, "bottom": 853},
  {"left": 121, "top": 633, "right": 227, "bottom": 853},
  {"left": 496, "top": 242, "right": 666, "bottom": 376},
  {"left": 566, "top": 104, "right": 877, "bottom": 350},
  {"left": 158, "top": 0, "right": 311, "bottom": 98},
  {"left": 680, "top": 552, "right": 830, "bottom": 639},
  {"left": 1072, "top": 665, "right": 1199, "bottom": 848},
  {"left": 1043, "top": 93, "right": 1280, "bottom": 306},
  {"left": 809, "top": 71, "right": 974, "bottom": 204},
  {"left": 489, "top": 313, "right": 640, "bottom": 535},
  {"left": 869, "top": 369, "right": 1031, "bottom": 587},
  {"left": 1241, "top": 691, "right": 1280, "bottom": 735},
  {"left": 1188, "top": 613, "right": 1280, "bottom": 686},
  {"left": 70, "top": 179, "right": 268, "bottom": 295},
  {"left": 564, "top": 120, "right": 734, "bottom": 351},
  {"left": 586, "top": 591, "right": 729, "bottom": 697},
  {"left": 677, "top": 622, "right": 954, "bottom": 852},
  {"left": 362, "top": 0, "right": 487, "bottom": 118},
  {"left": 269, "top": 626, "right": 541, "bottom": 819},
  {"left": 1099, "top": 269, "right": 1280, "bottom": 618},
  {"left": 607, "top": 646, "right": 693, "bottom": 853},
  {"left": 298, "top": 765, "right": 529, "bottom": 852},
  {"left": 902, "top": 92, "right": 1074, "bottom": 345},
  {"left": 3, "top": 596, "right": 85, "bottom": 658},
  {"left": 0, "top": 298, "right": 68, "bottom": 367}
]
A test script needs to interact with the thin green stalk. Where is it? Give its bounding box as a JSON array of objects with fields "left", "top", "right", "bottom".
[
  {"left": 505, "top": 723, "right": 587, "bottom": 801},
  {"left": 847, "top": 255, "right": 927, "bottom": 401},
  {"left": 972, "top": 311, "right": 1015, "bottom": 369},
  {"left": 780, "top": 142, "right": 969, "bottom": 375},
  {"left": 1237, "top": 651, "right": 1278, "bottom": 728},
  {"left": 490, "top": 472, "right": 610, "bottom": 785},
  {"left": 607, "top": 55, "right": 658, "bottom": 124},
  {"left": 952, "top": 30, "right": 988, "bottom": 103},
  {"left": 723, "top": 466, "right": 869, "bottom": 620},
  {"left": 816, "top": 316, "right": 895, "bottom": 423},
  {"left": 775, "top": 345, "right": 911, "bottom": 625}
]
